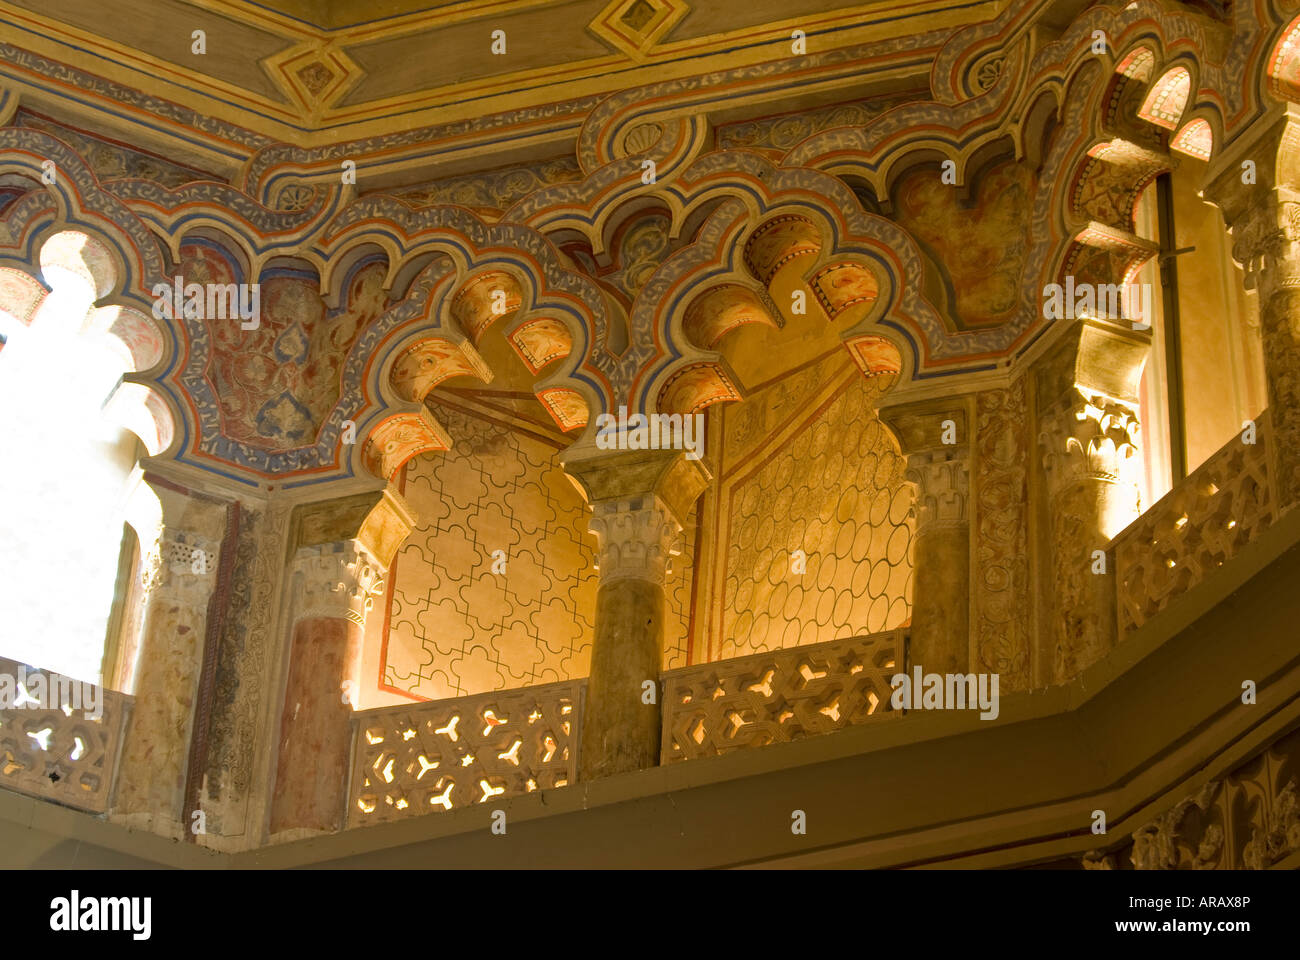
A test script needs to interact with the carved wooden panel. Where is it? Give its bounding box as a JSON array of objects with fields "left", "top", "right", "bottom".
[
  {"left": 0, "top": 656, "right": 130, "bottom": 813},
  {"left": 661, "top": 629, "right": 905, "bottom": 763},
  {"left": 1113, "top": 413, "right": 1274, "bottom": 635},
  {"left": 348, "top": 678, "right": 582, "bottom": 826},
  {"left": 1082, "top": 720, "right": 1300, "bottom": 870}
]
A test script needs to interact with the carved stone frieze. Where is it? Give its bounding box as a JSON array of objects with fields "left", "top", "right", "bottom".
[
  {"left": 974, "top": 384, "right": 1031, "bottom": 688},
  {"left": 1130, "top": 781, "right": 1223, "bottom": 870}
]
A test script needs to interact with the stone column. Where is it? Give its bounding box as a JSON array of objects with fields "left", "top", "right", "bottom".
[
  {"left": 269, "top": 540, "right": 381, "bottom": 835},
  {"left": 563, "top": 448, "right": 709, "bottom": 781},
  {"left": 112, "top": 479, "right": 229, "bottom": 837},
  {"left": 268, "top": 488, "right": 412, "bottom": 837},
  {"left": 1034, "top": 320, "right": 1148, "bottom": 683},
  {"left": 880, "top": 397, "right": 972, "bottom": 676},
  {"left": 1206, "top": 105, "right": 1300, "bottom": 511}
]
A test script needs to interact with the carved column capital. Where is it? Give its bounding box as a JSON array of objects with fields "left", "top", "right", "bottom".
[
  {"left": 133, "top": 532, "right": 222, "bottom": 612},
  {"left": 563, "top": 447, "right": 707, "bottom": 587},
  {"left": 291, "top": 540, "right": 384, "bottom": 627},
  {"left": 1215, "top": 193, "right": 1300, "bottom": 292},
  {"left": 905, "top": 449, "right": 970, "bottom": 531},
  {"left": 564, "top": 450, "right": 705, "bottom": 780},
  {"left": 879, "top": 394, "right": 973, "bottom": 537},
  {"left": 1203, "top": 111, "right": 1300, "bottom": 508},
  {"left": 1039, "top": 388, "right": 1141, "bottom": 500},
  {"left": 587, "top": 497, "right": 679, "bottom": 587},
  {"left": 1205, "top": 105, "right": 1300, "bottom": 292}
]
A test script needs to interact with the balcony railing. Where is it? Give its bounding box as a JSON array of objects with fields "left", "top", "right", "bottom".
[
  {"left": 1112, "top": 411, "right": 1275, "bottom": 636},
  {"left": 344, "top": 629, "right": 906, "bottom": 826},
  {"left": 0, "top": 656, "right": 130, "bottom": 814},
  {"left": 660, "top": 629, "right": 906, "bottom": 763},
  {"left": 347, "top": 678, "right": 584, "bottom": 827}
]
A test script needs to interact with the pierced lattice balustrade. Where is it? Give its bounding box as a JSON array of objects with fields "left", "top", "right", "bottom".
[
  {"left": 0, "top": 656, "right": 130, "bottom": 813},
  {"left": 348, "top": 679, "right": 583, "bottom": 826},
  {"left": 1112, "top": 411, "right": 1275, "bottom": 635},
  {"left": 660, "top": 628, "right": 906, "bottom": 763}
]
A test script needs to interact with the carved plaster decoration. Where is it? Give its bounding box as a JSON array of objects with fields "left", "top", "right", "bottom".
[{"left": 1079, "top": 721, "right": 1300, "bottom": 871}]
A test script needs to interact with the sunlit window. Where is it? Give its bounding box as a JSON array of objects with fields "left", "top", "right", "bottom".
[
  {"left": 1131, "top": 164, "right": 1267, "bottom": 516},
  {"left": 0, "top": 233, "right": 156, "bottom": 685}
]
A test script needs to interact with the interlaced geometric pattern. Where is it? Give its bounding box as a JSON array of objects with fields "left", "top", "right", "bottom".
[
  {"left": 0, "top": 656, "right": 129, "bottom": 813},
  {"left": 660, "top": 629, "right": 905, "bottom": 763},
  {"left": 715, "top": 365, "right": 913, "bottom": 661},
  {"left": 1113, "top": 412, "right": 1274, "bottom": 635},
  {"left": 348, "top": 679, "right": 583, "bottom": 826}
]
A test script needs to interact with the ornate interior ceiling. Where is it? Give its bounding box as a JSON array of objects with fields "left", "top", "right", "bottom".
[
  {"left": 0, "top": 0, "right": 1006, "bottom": 144},
  {"left": 0, "top": 0, "right": 1288, "bottom": 503}
]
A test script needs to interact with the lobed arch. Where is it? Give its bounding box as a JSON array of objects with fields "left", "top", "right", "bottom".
[
  {"left": 1050, "top": 37, "right": 1232, "bottom": 320},
  {"left": 321, "top": 200, "right": 606, "bottom": 395},
  {"left": 785, "top": 0, "right": 1249, "bottom": 236},
  {"left": 1139, "top": 64, "right": 1196, "bottom": 130},
  {"left": 630, "top": 156, "right": 957, "bottom": 417},
  {"left": 680, "top": 283, "right": 781, "bottom": 351},
  {"left": 0, "top": 133, "right": 202, "bottom": 471},
  {"left": 333, "top": 245, "right": 602, "bottom": 481},
  {"left": 0, "top": 135, "right": 172, "bottom": 314},
  {"left": 1170, "top": 115, "right": 1216, "bottom": 160}
]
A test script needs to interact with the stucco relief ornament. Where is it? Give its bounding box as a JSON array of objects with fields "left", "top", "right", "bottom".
[
  {"left": 138, "top": 536, "right": 163, "bottom": 600},
  {"left": 620, "top": 122, "right": 663, "bottom": 157}
]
